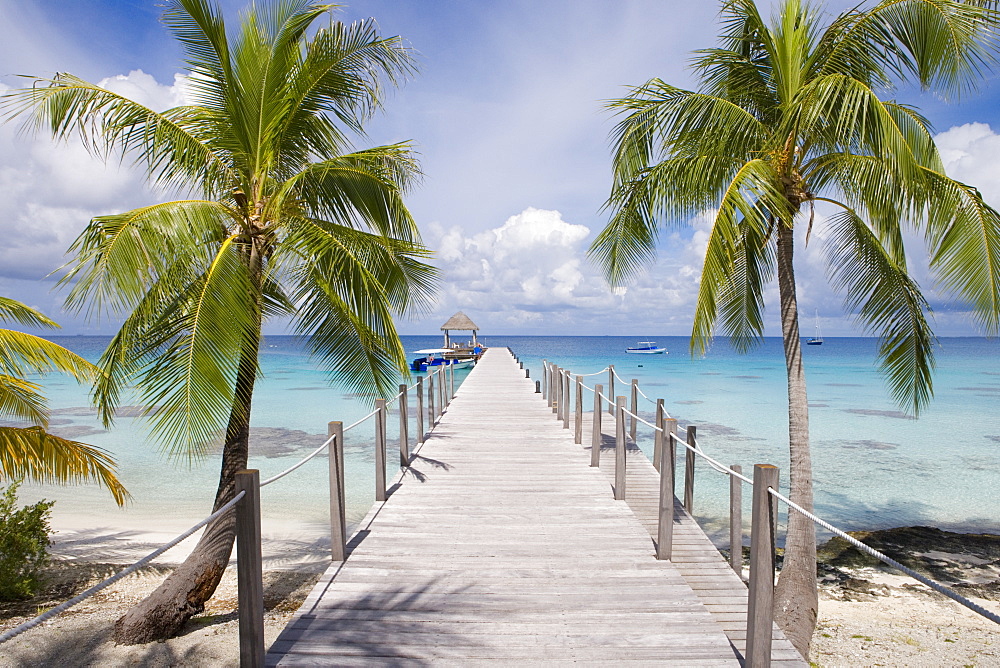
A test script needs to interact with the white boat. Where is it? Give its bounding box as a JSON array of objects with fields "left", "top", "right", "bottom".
[
  {"left": 807, "top": 311, "right": 823, "bottom": 346},
  {"left": 626, "top": 341, "right": 668, "bottom": 354},
  {"left": 410, "top": 348, "right": 476, "bottom": 372}
]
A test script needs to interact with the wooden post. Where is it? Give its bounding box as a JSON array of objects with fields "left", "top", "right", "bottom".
[
  {"left": 449, "top": 363, "right": 455, "bottom": 401},
  {"left": 416, "top": 377, "right": 425, "bottom": 445},
  {"left": 543, "top": 361, "right": 550, "bottom": 407},
  {"left": 437, "top": 368, "right": 445, "bottom": 417},
  {"left": 427, "top": 373, "right": 436, "bottom": 426},
  {"left": 614, "top": 396, "right": 626, "bottom": 500},
  {"left": 653, "top": 399, "right": 665, "bottom": 472},
  {"left": 375, "top": 399, "right": 387, "bottom": 502},
  {"left": 327, "top": 421, "right": 346, "bottom": 561},
  {"left": 608, "top": 365, "right": 615, "bottom": 415},
  {"left": 746, "top": 464, "right": 779, "bottom": 667},
  {"left": 235, "top": 469, "right": 264, "bottom": 668},
  {"left": 552, "top": 366, "right": 563, "bottom": 412},
  {"left": 684, "top": 425, "right": 697, "bottom": 514},
  {"left": 656, "top": 425, "right": 675, "bottom": 561},
  {"left": 665, "top": 418, "right": 677, "bottom": 496},
  {"left": 730, "top": 464, "right": 743, "bottom": 575},
  {"left": 629, "top": 379, "right": 638, "bottom": 442},
  {"left": 591, "top": 383, "right": 603, "bottom": 467},
  {"left": 562, "top": 371, "right": 570, "bottom": 430},
  {"left": 574, "top": 375, "right": 583, "bottom": 444},
  {"left": 398, "top": 384, "right": 409, "bottom": 467}
]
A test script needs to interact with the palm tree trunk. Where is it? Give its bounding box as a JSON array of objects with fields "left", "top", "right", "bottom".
[
  {"left": 113, "top": 243, "right": 264, "bottom": 644},
  {"left": 111, "top": 340, "right": 260, "bottom": 644},
  {"left": 772, "top": 221, "right": 818, "bottom": 658}
]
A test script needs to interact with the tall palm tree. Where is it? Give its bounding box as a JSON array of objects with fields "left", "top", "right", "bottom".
[
  {"left": 590, "top": 0, "right": 1000, "bottom": 655},
  {"left": 0, "top": 296, "right": 128, "bottom": 505},
  {"left": 2, "top": 0, "right": 435, "bottom": 643}
]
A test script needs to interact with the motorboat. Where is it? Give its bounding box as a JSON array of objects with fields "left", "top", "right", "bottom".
[
  {"left": 410, "top": 348, "right": 477, "bottom": 372},
  {"left": 626, "top": 341, "right": 668, "bottom": 354}
]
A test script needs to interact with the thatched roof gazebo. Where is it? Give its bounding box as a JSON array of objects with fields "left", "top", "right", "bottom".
[{"left": 440, "top": 311, "right": 479, "bottom": 348}]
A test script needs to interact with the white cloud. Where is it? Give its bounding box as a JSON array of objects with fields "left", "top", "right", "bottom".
[
  {"left": 423, "top": 207, "right": 716, "bottom": 335},
  {"left": 0, "top": 72, "right": 190, "bottom": 284},
  {"left": 936, "top": 122, "right": 1000, "bottom": 208}
]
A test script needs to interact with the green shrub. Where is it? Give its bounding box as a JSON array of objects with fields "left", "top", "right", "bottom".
[{"left": 0, "top": 481, "right": 54, "bottom": 600}]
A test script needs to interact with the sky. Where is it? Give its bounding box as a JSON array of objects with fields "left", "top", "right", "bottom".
[{"left": 2, "top": 1, "right": 1000, "bottom": 338}]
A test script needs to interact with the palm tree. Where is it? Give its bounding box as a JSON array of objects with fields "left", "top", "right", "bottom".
[
  {"left": 0, "top": 297, "right": 128, "bottom": 504},
  {"left": 2, "top": 0, "right": 435, "bottom": 643},
  {"left": 590, "top": 0, "right": 1000, "bottom": 655}
]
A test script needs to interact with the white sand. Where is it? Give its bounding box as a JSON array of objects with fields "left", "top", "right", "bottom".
[{"left": 2, "top": 525, "right": 998, "bottom": 666}]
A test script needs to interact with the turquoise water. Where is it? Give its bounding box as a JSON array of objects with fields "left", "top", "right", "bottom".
[
  {"left": 497, "top": 335, "right": 1000, "bottom": 539},
  {"left": 14, "top": 335, "right": 1000, "bottom": 545}
]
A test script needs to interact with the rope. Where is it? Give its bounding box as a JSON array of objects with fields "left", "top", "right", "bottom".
[
  {"left": 0, "top": 490, "right": 247, "bottom": 646},
  {"left": 768, "top": 487, "right": 1000, "bottom": 626},
  {"left": 260, "top": 407, "right": 379, "bottom": 487}
]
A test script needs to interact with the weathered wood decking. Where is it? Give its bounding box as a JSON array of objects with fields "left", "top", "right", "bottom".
[{"left": 267, "top": 348, "right": 804, "bottom": 666}]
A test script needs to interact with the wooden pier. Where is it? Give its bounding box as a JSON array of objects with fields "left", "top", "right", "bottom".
[{"left": 267, "top": 348, "right": 805, "bottom": 666}]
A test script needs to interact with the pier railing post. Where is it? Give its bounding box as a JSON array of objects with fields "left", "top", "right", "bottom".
[
  {"left": 656, "top": 424, "right": 675, "bottom": 561},
  {"left": 543, "top": 360, "right": 549, "bottom": 406},
  {"left": 552, "top": 366, "right": 562, "bottom": 412},
  {"left": 235, "top": 469, "right": 264, "bottom": 668},
  {"left": 416, "top": 377, "right": 425, "bottom": 445},
  {"left": 398, "top": 384, "right": 409, "bottom": 467},
  {"left": 653, "top": 399, "right": 665, "bottom": 472},
  {"left": 327, "top": 421, "right": 347, "bottom": 561},
  {"left": 684, "top": 425, "right": 697, "bottom": 514},
  {"left": 614, "top": 396, "right": 627, "bottom": 500},
  {"left": 437, "top": 368, "right": 445, "bottom": 417},
  {"left": 591, "top": 384, "right": 603, "bottom": 467},
  {"left": 665, "top": 418, "right": 677, "bottom": 493},
  {"left": 427, "top": 373, "right": 436, "bottom": 427},
  {"left": 747, "top": 464, "right": 779, "bottom": 668},
  {"left": 730, "top": 464, "right": 743, "bottom": 575},
  {"left": 608, "top": 365, "right": 615, "bottom": 415},
  {"left": 375, "top": 399, "right": 387, "bottom": 502},
  {"left": 449, "top": 363, "right": 455, "bottom": 401},
  {"left": 574, "top": 375, "right": 583, "bottom": 444},
  {"left": 629, "top": 379, "right": 638, "bottom": 443},
  {"left": 562, "top": 371, "right": 570, "bottom": 430}
]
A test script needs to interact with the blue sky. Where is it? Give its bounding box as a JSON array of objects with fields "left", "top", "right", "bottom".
[{"left": 2, "top": 0, "right": 1000, "bottom": 337}]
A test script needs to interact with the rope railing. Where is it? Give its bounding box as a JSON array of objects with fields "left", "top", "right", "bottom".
[
  {"left": 260, "top": 407, "right": 380, "bottom": 487},
  {"left": 0, "top": 489, "right": 248, "bottom": 646},
  {"left": 0, "top": 361, "right": 467, "bottom": 657},
  {"left": 552, "top": 356, "right": 1000, "bottom": 635},
  {"left": 769, "top": 487, "right": 1000, "bottom": 626}
]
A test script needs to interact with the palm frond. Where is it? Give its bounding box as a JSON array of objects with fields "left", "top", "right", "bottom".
[
  {"left": 691, "top": 159, "right": 785, "bottom": 355},
  {"left": 0, "top": 375, "right": 47, "bottom": 426},
  {"left": 0, "top": 298, "right": 58, "bottom": 329},
  {"left": 922, "top": 169, "right": 1000, "bottom": 333},
  {"left": 0, "top": 329, "right": 98, "bottom": 384},
  {"left": 825, "top": 208, "right": 935, "bottom": 413},
  {"left": 0, "top": 426, "right": 129, "bottom": 506},
  {"left": 60, "top": 200, "right": 234, "bottom": 317}
]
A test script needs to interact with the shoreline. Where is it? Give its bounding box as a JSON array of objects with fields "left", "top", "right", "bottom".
[{"left": 1, "top": 525, "right": 998, "bottom": 666}]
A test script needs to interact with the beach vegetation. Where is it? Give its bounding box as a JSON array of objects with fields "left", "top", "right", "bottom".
[
  {"left": 0, "top": 297, "right": 128, "bottom": 504},
  {"left": 1, "top": 0, "right": 434, "bottom": 643},
  {"left": 0, "top": 481, "right": 54, "bottom": 601},
  {"left": 591, "top": 0, "right": 1000, "bottom": 655}
]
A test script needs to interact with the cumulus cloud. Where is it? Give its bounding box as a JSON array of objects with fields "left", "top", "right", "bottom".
[
  {"left": 935, "top": 122, "right": 1000, "bottom": 208},
  {"left": 0, "top": 71, "right": 190, "bottom": 284},
  {"left": 424, "top": 207, "right": 716, "bottom": 335}
]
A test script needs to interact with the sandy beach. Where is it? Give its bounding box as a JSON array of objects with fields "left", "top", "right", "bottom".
[{"left": 1, "top": 524, "right": 998, "bottom": 666}]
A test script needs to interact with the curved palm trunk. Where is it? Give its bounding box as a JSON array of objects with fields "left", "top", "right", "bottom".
[
  {"left": 772, "top": 222, "right": 818, "bottom": 657},
  {"left": 113, "top": 245, "right": 264, "bottom": 644}
]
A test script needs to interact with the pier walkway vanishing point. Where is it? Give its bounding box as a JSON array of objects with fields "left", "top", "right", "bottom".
[{"left": 267, "top": 348, "right": 805, "bottom": 666}]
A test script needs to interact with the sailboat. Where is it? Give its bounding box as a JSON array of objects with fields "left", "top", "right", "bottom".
[{"left": 807, "top": 311, "right": 823, "bottom": 346}]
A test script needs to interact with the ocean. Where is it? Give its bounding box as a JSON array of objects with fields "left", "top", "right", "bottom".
[{"left": 15, "top": 334, "right": 1000, "bottom": 548}]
